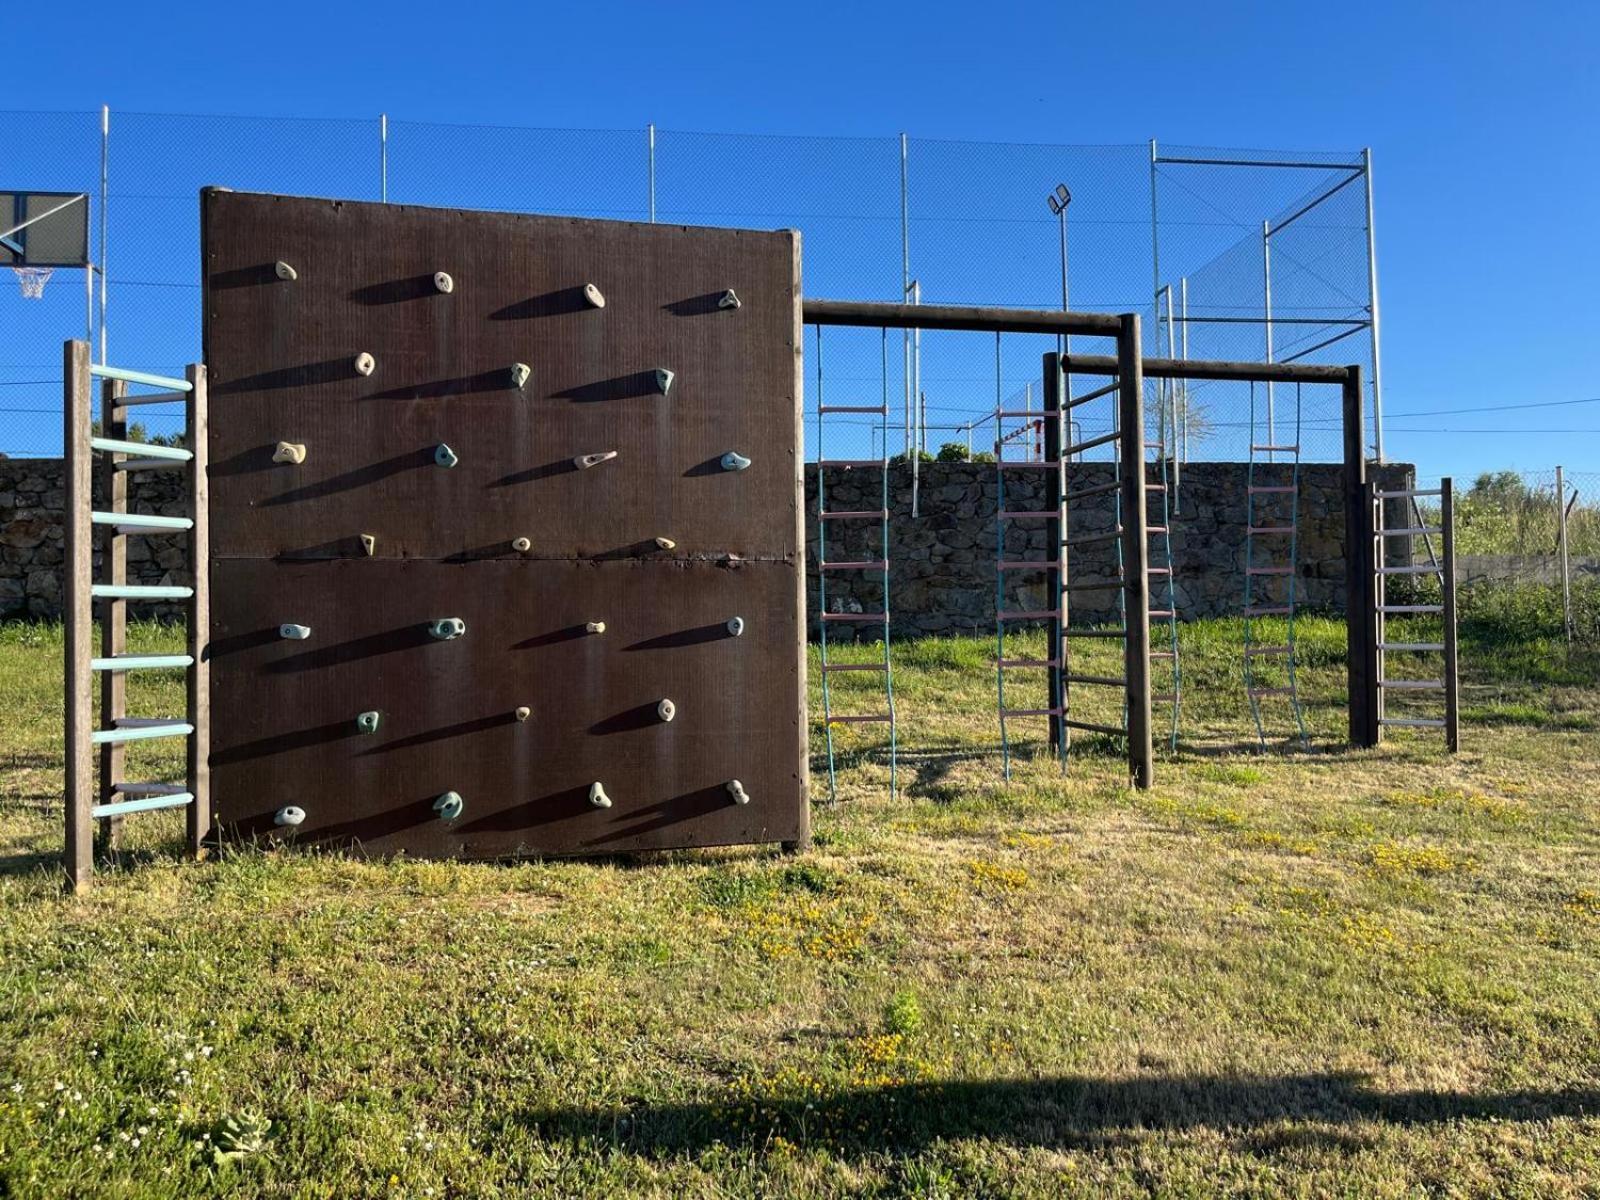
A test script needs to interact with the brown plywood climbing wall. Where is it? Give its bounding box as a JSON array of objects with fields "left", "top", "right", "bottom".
[{"left": 202, "top": 190, "right": 806, "bottom": 856}]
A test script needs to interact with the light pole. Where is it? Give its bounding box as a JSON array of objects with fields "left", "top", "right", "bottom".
[{"left": 1047, "top": 184, "right": 1072, "bottom": 456}]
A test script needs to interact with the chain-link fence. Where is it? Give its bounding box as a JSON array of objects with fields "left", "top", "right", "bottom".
[{"left": 0, "top": 111, "right": 1379, "bottom": 463}]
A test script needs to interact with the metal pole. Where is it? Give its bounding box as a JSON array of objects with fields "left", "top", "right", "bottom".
[
  {"left": 380, "top": 114, "right": 388, "bottom": 202},
  {"left": 1342, "top": 365, "right": 1378, "bottom": 747},
  {"left": 900, "top": 134, "right": 912, "bottom": 456},
  {"left": 1043, "top": 352, "right": 1065, "bottom": 755},
  {"left": 1148, "top": 140, "right": 1161, "bottom": 330},
  {"left": 647, "top": 124, "right": 656, "bottom": 223},
  {"left": 1179, "top": 276, "right": 1189, "bottom": 468},
  {"left": 1118, "top": 315, "right": 1154, "bottom": 791},
  {"left": 1362, "top": 148, "right": 1385, "bottom": 463},
  {"left": 1442, "top": 476, "right": 1459, "bottom": 753},
  {"left": 1557, "top": 465, "right": 1573, "bottom": 645},
  {"left": 1262, "top": 219, "right": 1275, "bottom": 452},
  {"left": 64, "top": 340, "right": 93, "bottom": 891},
  {"left": 98, "top": 106, "right": 108, "bottom": 365}
]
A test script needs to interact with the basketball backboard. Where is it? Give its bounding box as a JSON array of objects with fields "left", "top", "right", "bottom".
[{"left": 0, "top": 192, "right": 89, "bottom": 267}]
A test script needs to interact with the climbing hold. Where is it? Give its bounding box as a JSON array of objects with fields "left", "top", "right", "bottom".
[
  {"left": 279, "top": 623, "right": 312, "bottom": 640},
  {"left": 588, "top": 782, "right": 612, "bottom": 809},
  {"left": 653, "top": 368, "right": 675, "bottom": 396},
  {"left": 428, "top": 617, "right": 467, "bottom": 640},
  {"left": 354, "top": 352, "right": 376, "bottom": 376},
  {"left": 272, "top": 441, "right": 307, "bottom": 465},
  {"left": 574, "top": 450, "right": 618, "bottom": 470},
  {"left": 274, "top": 806, "right": 306, "bottom": 827},
  {"left": 274, "top": 260, "right": 298, "bottom": 282},
  {"left": 510, "top": 362, "right": 532, "bottom": 390},
  {"left": 355, "top": 711, "right": 381, "bottom": 735},
  {"left": 718, "top": 289, "right": 741, "bottom": 310},
  {"left": 511, "top": 536, "right": 532, "bottom": 553},
  {"left": 359, "top": 533, "right": 377, "bottom": 557},
  {"left": 583, "top": 283, "right": 605, "bottom": 308},
  {"left": 585, "top": 620, "right": 606, "bottom": 635},
  {"left": 654, "top": 536, "right": 676, "bottom": 551},
  {"left": 433, "top": 791, "right": 464, "bottom": 822},
  {"left": 721, "top": 451, "right": 752, "bottom": 472},
  {"left": 726, "top": 616, "right": 746, "bottom": 637},
  {"left": 433, "top": 271, "right": 454, "bottom": 294},
  {"left": 514, "top": 706, "right": 531, "bottom": 722},
  {"left": 727, "top": 780, "right": 750, "bottom": 806},
  {"left": 434, "top": 444, "right": 459, "bottom": 469},
  {"left": 657, "top": 698, "right": 676, "bottom": 723}
]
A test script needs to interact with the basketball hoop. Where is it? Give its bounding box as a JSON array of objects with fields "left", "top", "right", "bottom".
[{"left": 12, "top": 266, "right": 52, "bottom": 299}]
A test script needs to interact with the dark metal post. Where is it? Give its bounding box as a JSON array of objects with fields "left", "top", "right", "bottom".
[
  {"left": 1441, "top": 476, "right": 1460, "bottom": 754},
  {"left": 1117, "top": 316, "right": 1154, "bottom": 789},
  {"left": 1042, "top": 352, "right": 1065, "bottom": 753},
  {"left": 186, "top": 362, "right": 211, "bottom": 857},
  {"left": 97, "top": 377, "right": 127, "bottom": 853},
  {"left": 1342, "top": 365, "right": 1378, "bottom": 747},
  {"left": 64, "top": 341, "right": 93, "bottom": 892}
]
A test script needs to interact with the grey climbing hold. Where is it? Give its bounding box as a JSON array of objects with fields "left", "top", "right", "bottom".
[
  {"left": 279, "top": 623, "right": 312, "bottom": 640},
  {"left": 514, "top": 706, "right": 531, "bottom": 722},
  {"left": 653, "top": 368, "right": 675, "bottom": 396},
  {"left": 585, "top": 620, "right": 606, "bottom": 635},
  {"left": 726, "top": 780, "right": 750, "bottom": 806},
  {"left": 433, "top": 791, "right": 464, "bottom": 822},
  {"left": 656, "top": 698, "right": 676, "bottom": 723},
  {"left": 511, "top": 536, "right": 532, "bottom": 553},
  {"left": 272, "top": 441, "right": 306, "bottom": 465},
  {"left": 589, "top": 782, "right": 612, "bottom": 809},
  {"left": 510, "top": 362, "right": 532, "bottom": 390},
  {"left": 726, "top": 616, "right": 745, "bottom": 637},
  {"left": 574, "top": 451, "right": 617, "bottom": 470},
  {"left": 654, "top": 536, "right": 676, "bottom": 551},
  {"left": 434, "top": 443, "right": 459, "bottom": 469},
  {"left": 433, "top": 271, "right": 454, "bottom": 294},
  {"left": 428, "top": 617, "right": 467, "bottom": 641},
  {"left": 718, "top": 289, "right": 741, "bottom": 310},
  {"left": 355, "top": 711, "right": 381, "bottom": 735},
  {"left": 274, "top": 805, "right": 306, "bottom": 827},
  {"left": 360, "top": 533, "right": 377, "bottom": 557},
  {"left": 274, "top": 261, "right": 298, "bottom": 282},
  {"left": 721, "top": 451, "right": 752, "bottom": 472},
  {"left": 583, "top": 283, "right": 606, "bottom": 308},
  {"left": 354, "top": 352, "right": 376, "bottom": 377}
]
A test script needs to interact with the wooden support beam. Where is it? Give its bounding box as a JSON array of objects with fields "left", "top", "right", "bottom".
[
  {"left": 1042, "top": 352, "right": 1064, "bottom": 755},
  {"left": 1342, "top": 365, "right": 1379, "bottom": 747},
  {"left": 186, "top": 363, "right": 212, "bottom": 858},
  {"left": 1442, "top": 476, "right": 1460, "bottom": 754},
  {"left": 64, "top": 341, "right": 93, "bottom": 892},
  {"left": 97, "top": 377, "right": 127, "bottom": 853},
  {"left": 1117, "top": 316, "right": 1154, "bottom": 790}
]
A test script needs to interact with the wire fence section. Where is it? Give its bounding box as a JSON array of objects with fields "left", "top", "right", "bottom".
[{"left": 1, "top": 112, "right": 1378, "bottom": 462}]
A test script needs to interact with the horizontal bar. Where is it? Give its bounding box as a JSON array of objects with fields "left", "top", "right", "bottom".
[
  {"left": 820, "top": 510, "right": 888, "bottom": 520},
  {"left": 817, "top": 459, "right": 883, "bottom": 469},
  {"left": 1377, "top": 604, "right": 1443, "bottom": 614},
  {"left": 1377, "top": 527, "right": 1442, "bottom": 537},
  {"left": 90, "top": 721, "right": 193, "bottom": 746},
  {"left": 1380, "top": 679, "right": 1444, "bottom": 690},
  {"left": 91, "top": 793, "right": 194, "bottom": 819},
  {"left": 1064, "top": 579, "right": 1124, "bottom": 592},
  {"left": 90, "top": 437, "right": 192, "bottom": 462},
  {"left": 999, "top": 658, "right": 1059, "bottom": 669},
  {"left": 1380, "top": 642, "right": 1444, "bottom": 652},
  {"left": 1152, "top": 692, "right": 1178, "bottom": 703},
  {"left": 1066, "top": 430, "right": 1120, "bottom": 455},
  {"left": 1000, "top": 707, "right": 1062, "bottom": 718},
  {"left": 89, "top": 654, "right": 194, "bottom": 671},
  {"left": 820, "top": 560, "right": 888, "bottom": 570},
  {"left": 110, "top": 781, "right": 188, "bottom": 796},
  {"left": 1247, "top": 687, "right": 1296, "bottom": 697},
  {"left": 1268, "top": 169, "right": 1367, "bottom": 236},
  {"left": 91, "top": 511, "right": 193, "bottom": 531},
  {"left": 997, "top": 609, "right": 1060, "bottom": 620},
  {"left": 1064, "top": 352, "right": 1353, "bottom": 385},
  {"left": 1147, "top": 525, "right": 1168, "bottom": 535},
  {"left": 1243, "top": 606, "right": 1292, "bottom": 616},
  {"left": 995, "top": 410, "right": 1045, "bottom": 419},
  {"left": 820, "top": 612, "right": 888, "bottom": 622},
  {"left": 1061, "top": 717, "right": 1126, "bottom": 736},
  {"left": 1064, "top": 627, "right": 1128, "bottom": 638},
  {"left": 998, "top": 510, "right": 1055, "bottom": 520},
  {"left": 1377, "top": 565, "right": 1439, "bottom": 576},
  {"left": 1065, "top": 480, "right": 1123, "bottom": 503},
  {"left": 1176, "top": 316, "right": 1366, "bottom": 328},
  {"left": 1064, "top": 529, "right": 1122, "bottom": 549},
  {"left": 1252, "top": 444, "right": 1299, "bottom": 452},
  {"left": 1379, "top": 718, "right": 1447, "bottom": 729},
  {"left": 997, "top": 560, "right": 1052, "bottom": 571},
  {"left": 818, "top": 405, "right": 887, "bottom": 414},
  {"left": 1149, "top": 650, "right": 1176, "bottom": 660},
  {"left": 1249, "top": 486, "right": 1296, "bottom": 495},
  {"left": 114, "top": 458, "right": 188, "bottom": 473},
  {"left": 803, "top": 298, "right": 1121, "bottom": 337},
  {"left": 1064, "top": 673, "right": 1125, "bottom": 687},
  {"left": 996, "top": 460, "right": 1061, "bottom": 470},
  {"left": 112, "top": 389, "right": 187, "bottom": 407},
  {"left": 90, "top": 363, "right": 192, "bottom": 391},
  {"left": 1244, "top": 645, "right": 1292, "bottom": 655},
  {"left": 821, "top": 662, "right": 888, "bottom": 673},
  {"left": 1375, "top": 488, "right": 1442, "bottom": 499},
  {"left": 1247, "top": 567, "right": 1293, "bottom": 575},
  {"left": 826, "top": 714, "right": 893, "bottom": 725},
  {"left": 1148, "top": 609, "right": 1175, "bottom": 618},
  {"left": 1148, "top": 567, "right": 1172, "bottom": 575},
  {"left": 92, "top": 583, "right": 194, "bottom": 600},
  {"left": 1248, "top": 526, "right": 1295, "bottom": 535},
  {"left": 1155, "top": 155, "right": 1365, "bottom": 171},
  {"left": 113, "top": 716, "right": 188, "bottom": 729},
  {"left": 1063, "top": 380, "right": 1120, "bottom": 406}
]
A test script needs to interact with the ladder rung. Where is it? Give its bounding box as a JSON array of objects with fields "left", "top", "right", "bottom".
[
  {"left": 1380, "top": 679, "right": 1445, "bottom": 691},
  {"left": 92, "top": 584, "right": 194, "bottom": 600},
  {"left": 1148, "top": 609, "right": 1175, "bottom": 618},
  {"left": 826, "top": 714, "right": 894, "bottom": 725},
  {"left": 1061, "top": 717, "right": 1125, "bottom": 736},
  {"left": 820, "top": 510, "right": 888, "bottom": 520},
  {"left": 113, "top": 390, "right": 187, "bottom": 407},
  {"left": 999, "top": 658, "right": 1059, "bottom": 669},
  {"left": 1149, "top": 650, "right": 1177, "bottom": 659},
  {"left": 994, "top": 410, "right": 1046, "bottom": 418},
  {"left": 1064, "top": 382, "right": 1119, "bottom": 410},
  {"left": 1063, "top": 673, "right": 1125, "bottom": 687},
  {"left": 1378, "top": 604, "right": 1443, "bottom": 614},
  {"left": 1065, "top": 480, "right": 1122, "bottom": 502},
  {"left": 1001, "top": 707, "right": 1062, "bottom": 718},
  {"left": 1379, "top": 718, "right": 1447, "bottom": 728},
  {"left": 1248, "top": 526, "right": 1295, "bottom": 534},
  {"left": 1379, "top": 642, "right": 1444, "bottom": 652},
  {"left": 1377, "top": 565, "right": 1439, "bottom": 576},
  {"left": 1064, "top": 529, "right": 1121, "bottom": 549},
  {"left": 1148, "top": 567, "right": 1171, "bottom": 575},
  {"left": 1066, "top": 430, "right": 1120, "bottom": 455},
  {"left": 90, "top": 654, "right": 194, "bottom": 671},
  {"left": 818, "top": 405, "right": 888, "bottom": 414},
  {"left": 111, "top": 781, "right": 188, "bottom": 796},
  {"left": 997, "top": 560, "right": 1052, "bottom": 571},
  {"left": 1376, "top": 488, "right": 1442, "bottom": 499},
  {"left": 1377, "top": 528, "right": 1442, "bottom": 537},
  {"left": 821, "top": 662, "right": 888, "bottom": 673},
  {"left": 1147, "top": 484, "right": 1166, "bottom": 492},
  {"left": 90, "top": 437, "right": 193, "bottom": 462},
  {"left": 1245, "top": 645, "right": 1292, "bottom": 656},
  {"left": 1147, "top": 526, "right": 1168, "bottom": 535},
  {"left": 91, "top": 793, "right": 194, "bottom": 819},
  {"left": 998, "top": 510, "right": 1055, "bottom": 520},
  {"left": 90, "top": 722, "right": 193, "bottom": 746},
  {"left": 817, "top": 459, "right": 883, "bottom": 468},
  {"left": 1243, "top": 606, "right": 1292, "bottom": 616},
  {"left": 1151, "top": 693, "right": 1178, "bottom": 703},
  {"left": 1064, "top": 627, "right": 1127, "bottom": 638},
  {"left": 1252, "top": 444, "right": 1299, "bottom": 452},
  {"left": 1248, "top": 486, "right": 1296, "bottom": 495},
  {"left": 820, "top": 560, "right": 888, "bottom": 571},
  {"left": 1246, "top": 567, "right": 1293, "bottom": 575},
  {"left": 91, "top": 511, "right": 194, "bottom": 532},
  {"left": 997, "top": 609, "right": 1060, "bottom": 620},
  {"left": 1247, "top": 687, "right": 1296, "bottom": 697},
  {"left": 113, "top": 458, "right": 189, "bottom": 473},
  {"left": 90, "top": 363, "right": 191, "bottom": 391},
  {"left": 820, "top": 612, "right": 889, "bottom": 622},
  {"left": 996, "top": 461, "right": 1061, "bottom": 470},
  {"left": 114, "top": 716, "right": 185, "bottom": 729},
  {"left": 1065, "top": 579, "right": 1123, "bottom": 592}
]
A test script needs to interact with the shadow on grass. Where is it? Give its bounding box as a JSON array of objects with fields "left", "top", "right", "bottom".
[{"left": 512, "top": 1072, "right": 1600, "bottom": 1156}]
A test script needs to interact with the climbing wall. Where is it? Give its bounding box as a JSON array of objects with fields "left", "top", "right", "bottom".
[{"left": 201, "top": 190, "right": 807, "bottom": 856}]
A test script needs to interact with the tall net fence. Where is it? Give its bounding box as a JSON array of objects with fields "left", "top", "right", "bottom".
[{"left": 0, "top": 112, "right": 1378, "bottom": 462}]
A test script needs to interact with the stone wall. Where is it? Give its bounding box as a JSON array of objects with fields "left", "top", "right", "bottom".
[{"left": 1, "top": 457, "right": 1411, "bottom": 628}]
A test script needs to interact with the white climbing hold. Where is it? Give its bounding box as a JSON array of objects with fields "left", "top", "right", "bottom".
[
  {"left": 656, "top": 698, "right": 676, "bottom": 723},
  {"left": 433, "top": 271, "right": 454, "bottom": 294},
  {"left": 718, "top": 289, "right": 741, "bottom": 310},
  {"left": 589, "top": 782, "right": 612, "bottom": 809},
  {"left": 510, "top": 362, "right": 532, "bottom": 390},
  {"left": 274, "top": 806, "right": 306, "bottom": 827},
  {"left": 433, "top": 791, "right": 464, "bottom": 821},
  {"left": 428, "top": 617, "right": 467, "bottom": 640},
  {"left": 654, "top": 536, "right": 676, "bottom": 551},
  {"left": 585, "top": 620, "right": 606, "bottom": 635},
  {"left": 721, "top": 451, "right": 752, "bottom": 472},
  {"left": 574, "top": 450, "right": 618, "bottom": 470},
  {"left": 726, "top": 780, "right": 750, "bottom": 806},
  {"left": 272, "top": 441, "right": 306, "bottom": 465},
  {"left": 360, "top": 533, "right": 377, "bottom": 557},
  {"left": 653, "top": 368, "right": 675, "bottom": 396},
  {"left": 434, "top": 444, "right": 459, "bottom": 469},
  {"left": 274, "top": 261, "right": 298, "bottom": 282},
  {"left": 355, "top": 711, "right": 381, "bottom": 734},
  {"left": 726, "top": 616, "right": 745, "bottom": 637},
  {"left": 354, "top": 352, "right": 376, "bottom": 377},
  {"left": 583, "top": 283, "right": 605, "bottom": 308},
  {"left": 279, "top": 623, "right": 312, "bottom": 640},
  {"left": 511, "top": 536, "right": 532, "bottom": 553},
  {"left": 514, "top": 706, "right": 531, "bottom": 722}
]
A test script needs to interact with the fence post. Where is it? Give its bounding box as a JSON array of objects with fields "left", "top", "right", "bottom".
[{"left": 1556, "top": 465, "right": 1573, "bottom": 646}]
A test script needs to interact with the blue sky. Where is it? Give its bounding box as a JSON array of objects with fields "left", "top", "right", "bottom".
[{"left": 15, "top": 0, "right": 1599, "bottom": 479}]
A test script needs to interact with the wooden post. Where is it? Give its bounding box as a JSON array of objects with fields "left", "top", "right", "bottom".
[
  {"left": 186, "top": 363, "right": 211, "bottom": 857},
  {"left": 1117, "top": 315, "right": 1154, "bottom": 790},
  {"left": 1042, "top": 352, "right": 1065, "bottom": 754},
  {"left": 1442, "top": 476, "right": 1460, "bottom": 754},
  {"left": 64, "top": 341, "right": 93, "bottom": 892},
  {"left": 1341, "top": 365, "right": 1379, "bottom": 747},
  {"left": 97, "top": 377, "right": 127, "bottom": 852}
]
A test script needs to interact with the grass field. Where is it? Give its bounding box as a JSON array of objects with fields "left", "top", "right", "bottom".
[{"left": 2, "top": 615, "right": 1598, "bottom": 1197}]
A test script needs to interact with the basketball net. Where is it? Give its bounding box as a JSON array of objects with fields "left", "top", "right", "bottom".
[{"left": 12, "top": 266, "right": 52, "bottom": 299}]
